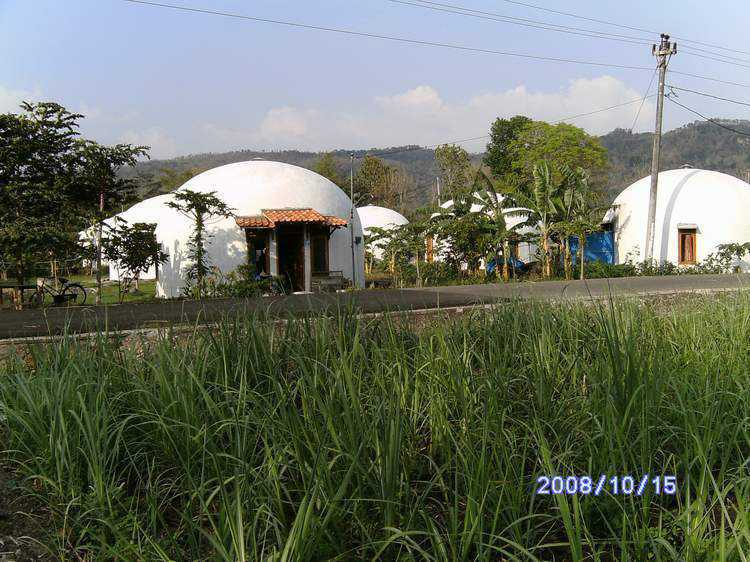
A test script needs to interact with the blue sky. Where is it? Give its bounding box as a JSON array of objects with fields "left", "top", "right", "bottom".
[{"left": 2, "top": 0, "right": 749, "bottom": 158}]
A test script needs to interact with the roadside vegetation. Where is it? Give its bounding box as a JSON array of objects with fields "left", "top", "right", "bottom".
[{"left": 1, "top": 295, "right": 748, "bottom": 560}]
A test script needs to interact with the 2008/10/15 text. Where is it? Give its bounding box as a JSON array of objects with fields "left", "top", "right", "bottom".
[{"left": 535, "top": 475, "right": 677, "bottom": 496}]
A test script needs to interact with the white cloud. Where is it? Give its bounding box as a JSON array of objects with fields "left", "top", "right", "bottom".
[
  {"left": 119, "top": 128, "right": 177, "bottom": 159},
  {"left": 201, "top": 76, "right": 656, "bottom": 152},
  {"left": 0, "top": 85, "right": 43, "bottom": 113}
]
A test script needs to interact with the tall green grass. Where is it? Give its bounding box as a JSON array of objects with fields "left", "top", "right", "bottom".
[{"left": 1, "top": 295, "right": 749, "bottom": 560}]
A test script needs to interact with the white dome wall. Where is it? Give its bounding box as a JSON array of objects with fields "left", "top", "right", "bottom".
[
  {"left": 153, "top": 161, "right": 365, "bottom": 297},
  {"left": 357, "top": 205, "right": 409, "bottom": 260},
  {"left": 608, "top": 169, "right": 750, "bottom": 269}
]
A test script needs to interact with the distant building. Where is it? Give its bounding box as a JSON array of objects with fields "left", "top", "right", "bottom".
[
  {"left": 106, "top": 161, "right": 365, "bottom": 297},
  {"left": 357, "top": 205, "right": 409, "bottom": 260},
  {"left": 603, "top": 168, "right": 750, "bottom": 269}
]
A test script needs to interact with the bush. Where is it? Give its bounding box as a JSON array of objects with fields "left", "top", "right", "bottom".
[
  {"left": 584, "top": 261, "right": 636, "bottom": 279},
  {"left": 182, "top": 264, "right": 288, "bottom": 298}
]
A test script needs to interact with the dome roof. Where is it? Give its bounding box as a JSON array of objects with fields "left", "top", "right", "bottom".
[
  {"left": 609, "top": 168, "right": 750, "bottom": 213},
  {"left": 357, "top": 205, "right": 408, "bottom": 233},
  {"left": 178, "top": 160, "right": 354, "bottom": 220},
  {"left": 606, "top": 168, "right": 750, "bottom": 264},
  {"left": 108, "top": 161, "right": 364, "bottom": 296}
]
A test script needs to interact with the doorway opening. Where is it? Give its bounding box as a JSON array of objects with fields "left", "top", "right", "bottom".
[
  {"left": 277, "top": 225, "right": 305, "bottom": 291},
  {"left": 678, "top": 228, "right": 697, "bottom": 265}
]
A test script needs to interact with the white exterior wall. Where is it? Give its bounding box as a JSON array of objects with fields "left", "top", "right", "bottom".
[
  {"left": 605, "top": 169, "right": 750, "bottom": 270},
  {"left": 357, "top": 205, "right": 409, "bottom": 260},
  {"left": 160, "top": 161, "right": 365, "bottom": 297},
  {"left": 101, "top": 161, "right": 365, "bottom": 297}
]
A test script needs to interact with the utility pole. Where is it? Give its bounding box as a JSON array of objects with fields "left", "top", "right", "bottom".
[
  {"left": 96, "top": 190, "right": 104, "bottom": 305},
  {"left": 349, "top": 153, "right": 357, "bottom": 288},
  {"left": 644, "top": 33, "right": 677, "bottom": 263}
]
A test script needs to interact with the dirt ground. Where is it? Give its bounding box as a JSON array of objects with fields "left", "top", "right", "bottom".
[{"left": 0, "top": 467, "right": 53, "bottom": 561}]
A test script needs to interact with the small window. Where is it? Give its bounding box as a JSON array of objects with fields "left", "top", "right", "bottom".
[{"left": 678, "top": 228, "right": 697, "bottom": 265}]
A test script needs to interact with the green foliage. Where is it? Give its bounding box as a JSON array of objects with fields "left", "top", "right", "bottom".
[
  {"left": 508, "top": 121, "right": 609, "bottom": 190},
  {"left": 434, "top": 143, "right": 472, "bottom": 199},
  {"left": 2, "top": 298, "right": 750, "bottom": 559},
  {"left": 353, "top": 155, "right": 409, "bottom": 209},
  {"left": 165, "top": 189, "right": 233, "bottom": 297},
  {"left": 101, "top": 219, "right": 167, "bottom": 302},
  {"left": 0, "top": 102, "right": 83, "bottom": 288},
  {"left": 188, "top": 264, "right": 287, "bottom": 298},
  {"left": 313, "top": 152, "right": 344, "bottom": 187},
  {"left": 483, "top": 114, "right": 531, "bottom": 181}
]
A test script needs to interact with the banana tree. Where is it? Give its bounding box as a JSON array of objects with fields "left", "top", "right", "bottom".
[
  {"left": 473, "top": 172, "right": 525, "bottom": 282},
  {"left": 513, "top": 161, "right": 561, "bottom": 279}
]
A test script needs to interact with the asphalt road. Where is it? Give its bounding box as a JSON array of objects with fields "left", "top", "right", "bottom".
[{"left": 1, "top": 273, "right": 749, "bottom": 340}]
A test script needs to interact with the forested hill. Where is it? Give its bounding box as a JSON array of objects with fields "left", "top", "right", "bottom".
[
  {"left": 129, "top": 119, "right": 750, "bottom": 208},
  {"left": 600, "top": 120, "right": 750, "bottom": 199}
]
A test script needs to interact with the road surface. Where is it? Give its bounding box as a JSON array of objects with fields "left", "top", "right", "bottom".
[{"left": 1, "top": 273, "right": 748, "bottom": 340}]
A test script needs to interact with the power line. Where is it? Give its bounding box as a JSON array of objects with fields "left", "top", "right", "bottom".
[
  {"left": 630, "top": 66, "right": 658, "bottom": 131},
  {"left": 120, "top": 0, "right": 652, "bottom": 71},
  {"left": 492, "top": 0, "right": 750, "bottom": 58},
  {"left": 665, "top": 95, "right": 750, "bottom": 137},
  {"left": 360, "top": 94, "right": 656, "bottom": 159},
  {"left": 392, "top": 0, "right": 750, "bottom": 70},
  {"left": 389, "top": 0, "right": 651, "bottom": 47},
  {"left": 666, "top": 85, "right": 750, "bottom": 108},
  {"left": 668, "top": 69, "right": 750, "bottom": 90}
]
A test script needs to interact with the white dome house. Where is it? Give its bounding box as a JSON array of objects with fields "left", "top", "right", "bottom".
[
  {"left": 107, "top": 161, "right": 365, "bottom": 297},
  {"left": 357, "top": 205, "right": 409, "bottom": 260},
  {"left": 604, "top": 168, "right": 750, "bottom": 268}
]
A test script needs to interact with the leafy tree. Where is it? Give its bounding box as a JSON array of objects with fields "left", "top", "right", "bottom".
[
  {"left": 0, "top": 102, "right": 82, "bottom": 306},
  {"left": 313, "top": 152, "right": 344, "bottom": 187},
  {"left": 102, "top": 218, "right": 168, "bottom": 302},
  {"left": 354, "top": 155, "right": 406, "bottom": 208},
  {"left": 434, "top": 144, "right": 472, "bottom": 199},
  {"left": 507, "top": 122, "right": 609, "bottom": 191},
  {"left": 156, "top": 167, "right": 203, "bottom": 192},
  {"left": 165, "top": 189, "right": 233, "bottom": 298},
  {"left": 430, "top": 189, "right": 487, "bottom": 276},
  {"left": 74, "top": 140, "right": 149, "bottom": 303},
  {"left": 484, "top": 115, "right": 532, "bottom": 181}
]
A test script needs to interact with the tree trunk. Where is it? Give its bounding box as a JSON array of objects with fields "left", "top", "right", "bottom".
[
  {"left": 415, "top": 253, "right": 421, "bottom": 287},
  {"left": 542, "top": 233, "right": 551, "bottom": 279},
  {"left": 563, "top": 238, "right": 572, "bottom": 280},
  {"left": 579, "top": 234, "right": 586, "bottom": 280},
  {"left": 502, "top": 241, "right": 510, "bottom": 282},
  {"left": 96, "top": 190, "right": 104, "bottom": 305}
]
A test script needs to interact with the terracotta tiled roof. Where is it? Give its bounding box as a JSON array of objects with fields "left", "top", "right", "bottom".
[
  {"left": 236, "top": 215, "right": 273, "bottom": 228},
  {"left": 235, "top": 208, "right": 347, "bottom": 229},
  {"left": 323, "top": 215, "right": 348, "bottom": 227}
]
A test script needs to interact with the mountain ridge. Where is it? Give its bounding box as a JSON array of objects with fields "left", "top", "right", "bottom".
[{"left": 128, "top": 119, "right": 750, "bottom": 209}]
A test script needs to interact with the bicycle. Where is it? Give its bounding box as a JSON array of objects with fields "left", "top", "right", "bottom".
[{"left": 29, "top": 277, "right": 87, "bottom": 307}]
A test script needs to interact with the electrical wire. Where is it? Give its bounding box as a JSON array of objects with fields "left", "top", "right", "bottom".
[
  {"left": 392, "top": 0, "right": 750, "bottom": 70},
  {"left": 630, "top": 66, "right": 658, "bottom": 132},
  {"left": 492, "top": 0, "right": 750, "bottom": 58},
  {"left": 665, "top": 95, "right": 750, "bottom": 137},
  {"left": 120, "top": 0, "right": 750, "bottom": 91},
  {"left": 119, "top": 0, "right": 653, "bottom": 71},
  {"left": 360, "top": 93, "right": 656, "bottom": 159},
  {"left": 666, "top": 85, "right": 750, "bottom": 108},
  {"left": 388, "top": 0, "right": 651, "bottom": 47}
]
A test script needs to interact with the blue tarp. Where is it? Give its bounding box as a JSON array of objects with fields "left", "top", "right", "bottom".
[
  {"left": 569, "top": 231, "right": 614, "bottom": 265},
  {"left": 486, "top": 256, "right": 527, "bottom": 274}
]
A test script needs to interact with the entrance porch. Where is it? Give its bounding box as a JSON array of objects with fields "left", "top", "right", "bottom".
[{"left": 236, "top": 208, "right": 347, "bottom": 292}]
